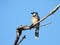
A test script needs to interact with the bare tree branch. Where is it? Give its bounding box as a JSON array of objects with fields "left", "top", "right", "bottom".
[
  {"left": 14, "top": 28, "right": 22, "bottom": 45},
  {"left": 40, "top": 4, "right": 60, "bottom": 22},
  {"left": 14, "top": 4, "right": 60, "bottom": 45}
]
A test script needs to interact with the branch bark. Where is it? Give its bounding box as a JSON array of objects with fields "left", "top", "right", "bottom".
[
  {"left": 14, "top": 4, "right": 60, "bottom": 45},
  {"left": 40, "top": 4, "right": 60, "bottom": 22}
]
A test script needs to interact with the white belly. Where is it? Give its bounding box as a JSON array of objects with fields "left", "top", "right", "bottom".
[{"left": 32, "top": 17, "right": 38, "bottom": 25}]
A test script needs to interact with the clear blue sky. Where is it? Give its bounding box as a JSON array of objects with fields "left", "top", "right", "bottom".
[{"left": 0, "top": 0, "right": 60, "bottom": 45}]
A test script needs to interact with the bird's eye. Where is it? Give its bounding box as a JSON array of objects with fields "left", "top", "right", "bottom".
[{"left": 33, "top": 15, "right": 36, "bottom": 17}]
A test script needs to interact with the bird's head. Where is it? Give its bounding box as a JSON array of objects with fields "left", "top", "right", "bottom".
[{"left": 31, "top": 12, "right": 38, "bottom": 17}]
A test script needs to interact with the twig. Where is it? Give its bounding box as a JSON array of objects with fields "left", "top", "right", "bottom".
[
  {"left": 40, "top": 22, "right": 52, "bottom": 27},
  {"left": 17, "top": 35, "right": 26, "bottom": 45},
  {"left": 40, "top": 4, "right": 60, "bottom": 22}
]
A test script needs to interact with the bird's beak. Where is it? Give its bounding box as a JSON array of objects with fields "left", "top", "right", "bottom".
[{"left": 31, "top": 12, "right": 33, "bottom": 14}]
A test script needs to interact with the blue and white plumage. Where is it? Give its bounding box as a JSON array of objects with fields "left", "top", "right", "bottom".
[{"left": 31, "top": 12, "right": 40, "bottom": 39}]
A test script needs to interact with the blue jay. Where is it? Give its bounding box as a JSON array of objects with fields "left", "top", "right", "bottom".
[{"left": 31, "top": 12, "right": 40, "bottom": 39}]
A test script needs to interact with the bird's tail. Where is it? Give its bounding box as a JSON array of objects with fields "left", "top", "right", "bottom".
[{"left": 35, "top": 27, "right": 39, "bottom": 39}]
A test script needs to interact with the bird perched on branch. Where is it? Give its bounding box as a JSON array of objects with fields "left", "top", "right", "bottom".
[{"left": 31, "top": 12, "right": 40, "bottom": 39}]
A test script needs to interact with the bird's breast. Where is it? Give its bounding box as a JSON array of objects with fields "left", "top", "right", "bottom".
[{"left": 32, "top": 17, "right": 38, "bottom": 25}]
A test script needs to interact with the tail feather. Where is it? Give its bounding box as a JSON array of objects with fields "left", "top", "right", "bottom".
[{"left": 35, "top": 25, "right": 39, "bottom": 39}]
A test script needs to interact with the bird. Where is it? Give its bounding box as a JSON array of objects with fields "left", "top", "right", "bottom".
[{"left": 31, "top": 12, "right": 40, "bottom": 39}]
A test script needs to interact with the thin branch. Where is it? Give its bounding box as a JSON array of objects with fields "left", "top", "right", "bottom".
[
  {"left": 40, "top": 22, "right": 52, "bottom": 27},
  {"left": 17, "top": 35, "right": 26, "bottom": 45},
  {"left": 40, "top": 4, "right": 60, "bottom": 22}
]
